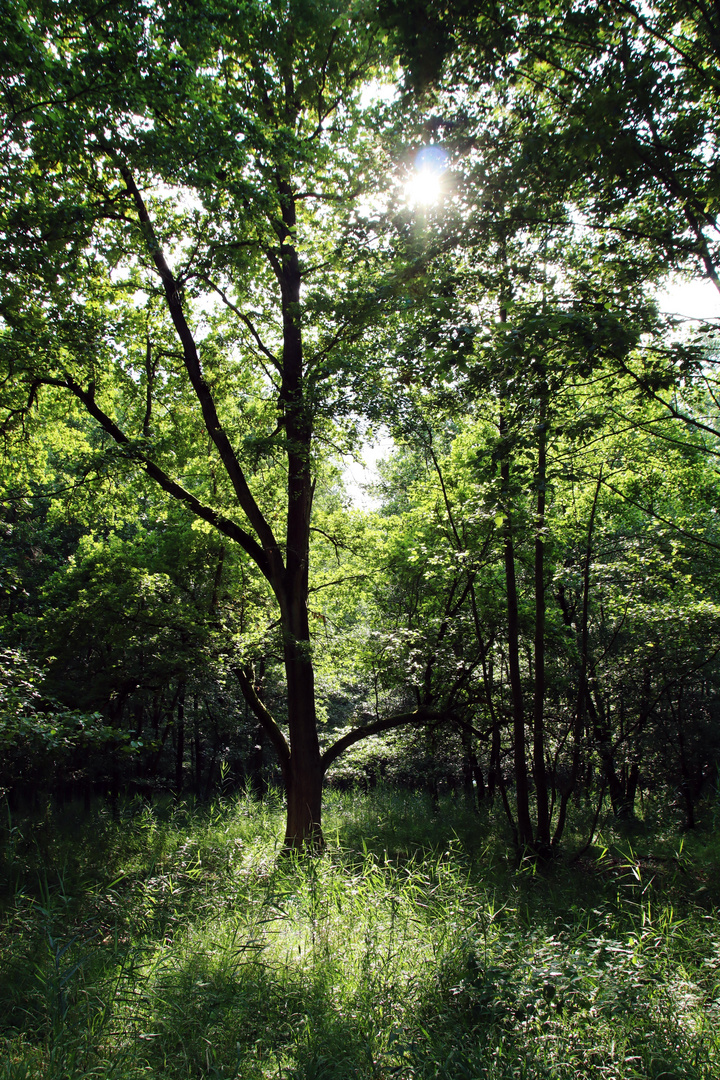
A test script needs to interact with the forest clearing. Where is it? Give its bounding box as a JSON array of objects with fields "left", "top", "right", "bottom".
[{"left": 2, "top": 788, "right": 720, "bottom": 1080}]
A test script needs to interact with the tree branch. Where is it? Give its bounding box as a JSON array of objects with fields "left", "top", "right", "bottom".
[
  {"left": 321, "top": 707, "right": 446, "bottom": 773},
  {"left": 195, "top": 275, "right": 281, "bottom": 372},
  {"left": 119, "top": 164, "right": 284, "bottom": 583},
  {"left": 233, "top": 665, "right": 291, "bottom": 775},
  {"left": 48, "top": 375, "right": 271, "bottom": 573},
  {"left": 601, "top": 477, "right": 720, "bottom": 552}
]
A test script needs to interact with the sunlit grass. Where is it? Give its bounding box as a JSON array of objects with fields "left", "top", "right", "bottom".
[{"left": 2, "top": 788, "right": 720, "bottom": 1078}]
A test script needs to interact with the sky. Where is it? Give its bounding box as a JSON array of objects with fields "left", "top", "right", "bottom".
[{"left": 656, "top": 275, "right": 720, "bottom": 323}]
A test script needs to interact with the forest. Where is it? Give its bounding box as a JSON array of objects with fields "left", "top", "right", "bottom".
[{"left": 2, "top": 0, "right": 720, "bottom": 1077}]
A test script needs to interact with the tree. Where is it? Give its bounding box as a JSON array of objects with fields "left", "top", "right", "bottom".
[{"left": 0, "top": 0, "right": 440, "bottom": 847}]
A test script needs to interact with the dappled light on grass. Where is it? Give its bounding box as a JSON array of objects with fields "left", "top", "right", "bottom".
[{"left": 1, "top": 790, "right": 720, "bottom": 1078}]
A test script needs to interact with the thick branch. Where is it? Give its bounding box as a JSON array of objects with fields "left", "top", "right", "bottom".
[
  {"left": 55, "top": 376, "right": 271, "bottom": 573},
  {"left": 233, "top": 665, "right": 291, "bottom": 774},
  {"left": 119, "top": 165, "right": 283, "bottom": 581},
  {"left": 321, "top": 707, "right": 445, "bottom": 773}
]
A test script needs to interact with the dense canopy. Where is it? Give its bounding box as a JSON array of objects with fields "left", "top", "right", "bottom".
[{"left": 2, "top": 0, "right": 720, "bottom": 854}]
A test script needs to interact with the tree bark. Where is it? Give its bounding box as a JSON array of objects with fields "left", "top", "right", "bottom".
[
  {"left": 553, "top": 468, "right": 602, "bottom": 847},
  {"left": 281, "top": 632, "right": 324, "bottom": 849},
  {"left": 193, "top": 694, "right": 203, "bottom": 797},
  {"left": 284, "top": 751, "right": 324, "bottom": 849}
]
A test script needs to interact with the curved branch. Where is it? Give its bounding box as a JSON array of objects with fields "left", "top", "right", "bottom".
[
  {"left": 447, "top": 714, "right": 494, "bottom": 742},
  {"left": 233, "top": 665, "right": 291, "bottom": 775},
  {"left": 51, "top": 375, "right": 272, "bottom": 574},
  {"left": 196, "top": 275, "right": 281, "bottom": 372},
  {"left": 601, "top": 477, "right": 720, "bottom": 552},
  {"left": 321, "top": 707, "right": 446, "bottom": 773}
]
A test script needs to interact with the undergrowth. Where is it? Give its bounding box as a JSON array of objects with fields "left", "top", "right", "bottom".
[{"left": 1, "top": 787, "right": 719, "bottom": 1079}]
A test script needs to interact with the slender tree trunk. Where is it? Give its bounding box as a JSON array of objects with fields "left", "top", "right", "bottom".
[
  {"left": 674, "top": 696, "right": 696, "bottom": 829},
  {"left": 175, "top": 680, "right": 186, "bottom": 795},
  {"left": 461, "top": 726, "right": 481, "bottom": 809},
  {"left": 500, "top": 426, "right": 533, "bottom": 849},
  {"left": 488, "top": 718, "right": 501, "bottom": 801},
  {"left": 598, "top": 733, "right": 626, "bottom": 817},
  {"left": 625, "top": 760, "right": 640, "bottom": 817},
  {"left": 249, "top": 658, "right": 266, "bottom": 794},
  {"left": 428, "top": 726, "right": 440, "bottom": 811},
  {"left": 553, "top": 468, "right": 603, "bottom": 847},
  {"left": 533, "top": 395, "right": 550, "bottom": 851},
  {"left": 193, "top": 694, "right": 203, "bottom": 797}
]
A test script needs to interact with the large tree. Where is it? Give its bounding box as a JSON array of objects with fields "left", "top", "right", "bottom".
[{"left": 0, "top": 0, "right": 437, "bottom": 847}]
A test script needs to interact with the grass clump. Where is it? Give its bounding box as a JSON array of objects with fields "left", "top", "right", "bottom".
[{"left": 1, "top": 788, "right": 719, "bottom": 1079}]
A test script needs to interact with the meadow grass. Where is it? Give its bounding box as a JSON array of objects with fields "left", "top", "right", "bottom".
[{"left": 1, "top": 787, "right": 719, "bottom": 1079}]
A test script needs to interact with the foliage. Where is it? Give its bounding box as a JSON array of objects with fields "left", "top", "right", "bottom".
[
  {"left": 2, "top": 0, "right": 720, "bottom": 851},
  {"left": 0, "top": 648, "right": 127, "bottom": 799}
]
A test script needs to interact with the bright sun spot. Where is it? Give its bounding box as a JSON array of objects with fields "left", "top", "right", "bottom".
[{"left": 404, "top": 145, "right": 449, "bottom": 207}]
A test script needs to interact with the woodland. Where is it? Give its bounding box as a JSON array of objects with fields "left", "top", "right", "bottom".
[{"left": 2, "top": 0, "right": 720, "bottom": 1076}]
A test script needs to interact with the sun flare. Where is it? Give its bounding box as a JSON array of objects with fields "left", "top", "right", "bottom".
[
  {"left": 405, "top": 168, "right": 444, "bottom": 206},
  {"left": 404, "top": 145, "right": 449, "bottom": 207}
]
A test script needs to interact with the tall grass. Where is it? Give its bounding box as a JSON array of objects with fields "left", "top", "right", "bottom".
[{"left": 1, "top": 788, "right": 719, "bottom": 1079}]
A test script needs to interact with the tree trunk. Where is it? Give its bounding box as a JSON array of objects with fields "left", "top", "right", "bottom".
[
  {"left": 282, "top": 639, "right": 324, "bottom": 849},
  {"left": 501, "top": 450, "right": 533, "bottom": 849},
  {"left": 533, "top": 395, "right": 551, "bottom": 851},
  {"left": 553, "top": 468, "right": 602, "bottom": 847},
  {"left": 598, "top": 734, "right": 627, "bottom": 817},
  {"left": 675, "top": 699, "right": 696, "bottom": 829},
  {"left": 284, "top": 755, "right": 324, "bottom": 850},
  {"left": 193, "top": 694, "right": 203, "bottom": 797},
  {"left": 625, "top": 759, "right": 640, "bottom": 817},
  {"left": 488, "top": 718, "right": 501, "bottom": 801},
  {"left": 274, "top": 174, "right": 324, "bottom": 851},
  {"left": 175, "top": 680, "right": 186, "bottom": 795},
  {"left": 461, "top": 726, "right": 481, "bottom": 809}
]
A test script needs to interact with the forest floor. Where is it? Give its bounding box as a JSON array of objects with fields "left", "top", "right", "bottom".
[{"left": 1, "top": 787, "right": 720, "bottom": 1080}]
